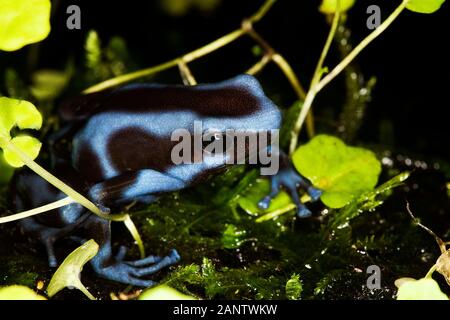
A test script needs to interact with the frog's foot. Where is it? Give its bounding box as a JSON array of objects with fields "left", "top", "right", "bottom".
[
  {"left": 92, "top": 249, "right": 180, "bottom": 287},
  {"left": 257, "top": 160, "right": 322, "bottom": 218}
]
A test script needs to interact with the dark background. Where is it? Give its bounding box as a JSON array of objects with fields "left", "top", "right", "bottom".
[{"left": 3, "top": 0, "right": 449, "bottom": 160}]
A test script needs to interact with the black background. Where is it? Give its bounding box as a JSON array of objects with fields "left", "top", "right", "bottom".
[{"left": 3, "top": 0, "right": 449, "bottom": 159}]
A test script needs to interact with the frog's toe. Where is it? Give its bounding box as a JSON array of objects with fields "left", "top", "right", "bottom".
[
  {"left": 168, "top": 249, "right": 181, "bottom": 262},
  {"left": 43, "top": 239, "right": 58, "bottom": 268},
  {"left": 127, "top": 254, "right": 162, "bottom": 267},
  {"left": 131, "top": 249, "right": 180, "bottom": 277},
  {"left": 93, "top": 262, "right": 157, "bottom": 287},
  {"left": 307, "top": 186, "right": 322, "bottom": 202},
  {"left": 115, "top": 246, "right": 128, "bottom": 261},
  {"left": 297, "top": 206, "right": 312, "bottom": 218},
  {"left": 128, "top": 277, "right": 156, "bottom": 288},
  {"left": 257, "top": 196, "right": 272, "bottom": 210}
]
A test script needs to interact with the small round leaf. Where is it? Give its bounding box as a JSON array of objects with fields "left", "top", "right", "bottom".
[
  {"left": 0, "top": 97, "right": 43, "bottom": 136},
  {"left": 396, "top": 278, "right": 448, "bottom": 300},
  {"left": 292, "top": 135, "right": 381, "bottom": 208},
  {"left": 0, "top": 0, "right": 51, "bottom": 51},
  {"left": 3, "top": 136, "right": 42, "bottom": 168},
  {"left": 0, "top": 285, "right": 46, "bottom": 300},
  {"left": 319, "top": 0, "right": 356, "bottom": 14},
  {"left": 139, "top": 285, "right": 196, "bottom": 300},
  {"left": 406, "top": 0, "right": 446, "bottom": 14}
]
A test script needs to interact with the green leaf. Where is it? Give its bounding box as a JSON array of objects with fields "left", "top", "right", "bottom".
[
  {"left": 319, "top": 0, "right": 355, "bottom": 14},
  {"left": 0, "top": 97, "right": 42, "bottom": 136},
  {"left": 0, "top": 0, "right": 51, "bottom": 51},
  {"left": 30, "top": 69, "right": 71, "bottom": 101},
  {"left": 221, "top": 224, "right": 247, "bottom": 249},
  {"left": 0, "top": 285, "right": 46, "bottom": 300},
  {"left": 0, "top": 97, "right": 43, "bottom": 167},
  {"left": 406, "top": 0, "right": 446, "bottom": 14},
  {"left": 139, "top": 285, "right": 196, "bottom": 300},
  {"left": 396, "top": 278, "right": 448, "bottom": 300},
  {"left": 292, "top": 135, "right": 381, "bottom": 208},
  {"left": 47, "top": 239, "right": 99, "bottom": 300},
  {"left": 3, "top": 136, "right": 41, "bottom": 168},
  {"left": 285, "top": 274, "right": 302, "bottom": 300}
]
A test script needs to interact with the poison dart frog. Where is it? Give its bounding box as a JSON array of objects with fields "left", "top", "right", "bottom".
[{"left": 10, "top": 75, "right": 321, "bottom": 287}]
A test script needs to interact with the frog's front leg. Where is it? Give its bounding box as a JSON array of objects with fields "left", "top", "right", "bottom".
[
  {"left": 81, "top": 215, "right": 180, "bottom": 287},
  {"left": 258, "top": 152, "right": 322, "bottom": 218}
]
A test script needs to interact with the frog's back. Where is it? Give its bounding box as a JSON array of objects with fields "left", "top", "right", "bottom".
[
  {"left": 60, "top": 75, "right": 271, "bottom": 120},
  {"left": 67, "top": 75, "right": 281, "bottom": 183}
]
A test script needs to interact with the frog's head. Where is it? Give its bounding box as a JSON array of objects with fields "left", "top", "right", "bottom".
[
  {"left": 168, "top": 75, "right": 282, "bottom": 181},
  {"left": 192, "top": 75, "right": 281, "bottom": 174}
]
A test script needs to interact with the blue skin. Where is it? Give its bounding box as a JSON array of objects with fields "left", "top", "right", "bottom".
[{"left": 10, "top": 75, "right": 321, "bottom": 287}]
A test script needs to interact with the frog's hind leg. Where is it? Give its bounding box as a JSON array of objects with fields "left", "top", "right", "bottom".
[{"left": 87, "top": 169, "right": 186, "bottom": 209}]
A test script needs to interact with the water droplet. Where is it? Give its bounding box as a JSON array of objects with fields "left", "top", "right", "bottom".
[
  {"left": 337, "top": 222, "right": 349, "bottom": 229},
  {"left": 382, "top": 157, "right": 393, "bottom": 167}
]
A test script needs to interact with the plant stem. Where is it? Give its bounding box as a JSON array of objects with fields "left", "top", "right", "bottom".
[
  {"left": 244, "top": 26, "right": 312, "bottom": 137},
  {"left": 0, "top": 196, "right": 74, "bottom": 223},
  {"left": 271, "top": 53, "right": 314, "bottom": 137},
  {"left": 246, "top": 54, "right": 272, "bottom": 75},
  {"left": 316, "top": 0, "right": 408, "bottom": 93},
  {"left": 289, "top": 7, "right": 341, "bottom": 154},
  {"left": 425, "top": 264, "right": 438, "bottom": 279},
  {"left": 271, "top": 53, "right": 306, "bottom": 101},
  {"left": 124, "top": 215, "right": 146, "bottom": 259},
  {"left": 178, "top": 60, "right": 197, "bottom": 85},
  {"left": 83, "top": 0, "right": 277, "bottom": 94},
  {"left": 2, "top": 138, "right": 127, "bottom": 221},
  {"left": 78, "top": 283, "right": 97, "bottom": 300},
  {"left": 289, "top": 0, "right": 408, "bottom": 154}
]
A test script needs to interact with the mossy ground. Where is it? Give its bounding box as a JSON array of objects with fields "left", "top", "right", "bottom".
[{"left": 1, "top": 154, "right": 448, "bottom": 300}]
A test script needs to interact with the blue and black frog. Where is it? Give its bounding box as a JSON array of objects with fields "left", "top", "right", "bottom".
[{"left": 10, "top": 75, "right": 321, "bottom": 287}]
